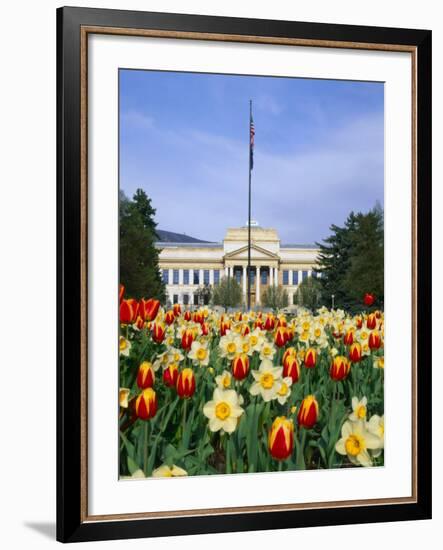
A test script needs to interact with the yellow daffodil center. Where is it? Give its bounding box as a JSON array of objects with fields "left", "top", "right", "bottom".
[
  {"left": 345, "top": 434, "right": 365, "bottom": 456},
  {"left": 302, "top": 321, "right": 310, "bottom": 331},
  {"left": 242, "top": 343, "right": 250, "bottom": 353},
  {"left": 300, "top": 331, "right": 309, "bottom": 341},
  {"left": 378, "top": 357, "right": 385, "bottom": 368},
  {"left": 314, "top": 328, "right": 322, "bottom": 338},
  {"left": 222, "top": 375, "right": 231, "bottom": 388},
  {"left": 278, "top": 382, "right": 289, "bottom": 396},
  {"left": 227, "top": 342, "right": 236, "bottom": 354},
  {"left": 174, "top": 353, "right": 181, "bottom": 361},
  {"left": 260, "top": 372, "right": 274, "bottom": 389},
  {"left": 360, "top": 331, "right": 368, "bottom": 340},
  {"left": 357, "top": 405, "right": 366, "bottom": 419},
  {"left": 250, "top": 336, "right": 258, "bottom": 346},
  {"left": 119, "top": 337, "right": 127, "bottom": 351},
  {"left": 197, "top": 348, "right": 207, "bottom": 360},
  {"left": 215, "top": 401, "right": 231, "bottom": 420},
  {"left": 262, "top": 346, "right": 272, "bottom": 356}
]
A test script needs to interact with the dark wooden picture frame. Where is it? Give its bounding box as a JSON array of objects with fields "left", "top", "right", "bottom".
[{"left": 57, "top": 6, "right": 432, "bottom": 543}]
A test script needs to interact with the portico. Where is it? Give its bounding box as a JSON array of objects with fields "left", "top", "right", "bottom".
[{"left": 156, "top": 225, "right": 319, "bottom": 306}]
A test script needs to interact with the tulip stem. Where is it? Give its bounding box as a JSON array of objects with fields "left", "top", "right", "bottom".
[
  {"left": 278, "top": 460, "right": 283, "bottom": 472},
  {"left": 182, "top": 399, "right": 187, "bottom": 440},
  {"left": 143, "top": 421, "right": 149, "bottom": 476}
]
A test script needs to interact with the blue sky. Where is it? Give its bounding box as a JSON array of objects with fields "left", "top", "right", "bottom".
[{"left": 119, "top": 69, "right": 384, "bottom": 244}]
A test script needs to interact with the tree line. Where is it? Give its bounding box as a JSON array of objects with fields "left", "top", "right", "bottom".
[{"left": 120, "top": 188, "right": 383, "bottom": 312}]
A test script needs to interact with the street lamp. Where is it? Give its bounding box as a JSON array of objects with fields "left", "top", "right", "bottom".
[{"left": 331, "top": 294, "right": 335, "bottom": 309}]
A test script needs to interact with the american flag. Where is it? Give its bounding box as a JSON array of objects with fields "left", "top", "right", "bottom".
[{"left": 249, "top": 113, "right": 255, "bottom": 170}]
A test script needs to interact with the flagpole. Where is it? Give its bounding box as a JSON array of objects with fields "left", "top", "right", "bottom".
[{"left": 247, "top": 99, "right": 252, "bottom": 311}]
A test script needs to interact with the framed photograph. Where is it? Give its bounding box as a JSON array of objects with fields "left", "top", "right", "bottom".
[{"left": 57, "top": 6, "right": 432, "bottom": 543}]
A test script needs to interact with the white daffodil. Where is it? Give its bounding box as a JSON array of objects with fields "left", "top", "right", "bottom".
[
  {"left": 259, "top": 340, "right": 277, "bottom": 362},
  {"left": 349, "top": 396, "right": 368, "bottom": 422},
  {"left": 203, "top": 388, "right": 244, "bottom": 433},
  {"left": 276, "top": 376, "right": 293, "bottom": 405},
  {"left": 119, "top": 336, "right": 131, "bottom": 357},
  {"left": 335, "top": 420, "right": 383, "bottom": 467},
  {"left": 248, "top": 328, "right": 265, "bottom": 353},
  {"left": 215, "top": 370, "right": 232, "bottom": 390},
  {"left": 250, "top": 359, "right": 283, "bottom": 402},
  {"left": 219, "top": 332, "right": 239, "bottom": 359},
  {"left": 367, "top": 414, "right": 384, "bottom": 457},
  {"left": 153, "top": 350, "right": 169, "bottom": 371},
  {"left": 188, "top": 340, "right": 210, "bottom": 366},
  {"left": 119, "top": 388, "right": 130, "bottom": 408},
  {"left": 235, "top": 335, "right": 253, "bottom": 356},
  {"left": 152, "top": 464, "right": 188, "bottom": 478},
  {"left": 167, "top": 347, "right": 185, "bottom": 365}
]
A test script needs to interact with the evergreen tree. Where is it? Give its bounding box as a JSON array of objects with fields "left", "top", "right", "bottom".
[
  {"left": 316, "top": 212, "right": 358, "bottom": 310},
  {"left": 119, "top": 189, "right": 166, "bottom": 301},
  {"left": 316, "top": 206, "right": 384, "bottom": 312},
  {"left": 344, "top": 207, "right": 384, "bottom": 307}
]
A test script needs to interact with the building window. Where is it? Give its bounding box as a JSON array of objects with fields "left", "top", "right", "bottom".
[
  {"left": 213, "top": 270, "right": 220, "bottom": 285},
  {"left": 173, "top": 269, "right": 179, "bottom": 285},
  {"left": 183, "top": 294, "right": 189, "bottom": 305},
  {"left": 249, "top": 270, "right": 255, "bottom": 286},
  {"left": 282, "top": 270, "right": 289, "bottom": 285},
  {"left": 235, "top": 269, "right": 241, "bottom": 284},
  {"left": 183, "top": 270, "right": 189, "bottom": 285},
  {"left": 193, "top": 270, "right": 199, "bottom": 285},
  {"left": 261, "top": 270, "right": 268, "bottom": 284},
  {"left": 173, "top": 294, "right": 178, "bottom": 304},
  {"left": 193, "top": 294, "right": 199, "bottom": 305},
  {"left": 204, "top": 270, "right": 210, "bottom": 285},
  {"left": 302, "top": 270, "right": 309, "bottom": 281},
  {"left": 162, "top": 269, "right": 169, "bottom": 284},
  {"left": 292, "top": 270, "right": 299, "bottom": 285}
]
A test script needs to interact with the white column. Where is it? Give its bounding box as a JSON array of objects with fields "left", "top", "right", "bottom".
[
  {"left": 210, "top": 269, "right": 214, "bottom": 285},
  {"left": 270, "top": 266, "right": 274, "bottom": 286},
  {"left": 298, "top": 270, "right": 303, "bottom": 286},
  {"left": 225, "top": 266, "right": 229, "bottom": 278},
  {"left": 256, "top": 266, "right": 261, "bottom": 304},
  {"left": 274, "top": 267, "right": 279, "bottom": 286},
  {"left": 199, "top": 269, "right": 204, "bottom": 286},
  {"left": 229, "top": 266, "right": 233, "bottom": 278},
  {"left": 308, "top": 269, "right": 312, "bottom": 278},
  {"left": 242, "top": 266, "right": 247, "bottom": 299},
  {"left": 289, "top": 269, "right": 293, "bottom": 288},
  {"left": 179, "top": 268, "right": 184, "bottom": 285},
  {"left": 168, "top": 268, "right": 173, "bottom": 285},
  {"left": 189, "top": 268, "right": 194, "bottom": 286}
]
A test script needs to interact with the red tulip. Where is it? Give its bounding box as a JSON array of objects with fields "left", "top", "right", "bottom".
[
  {"left": 368, "top": 330, "right": 382, "bottom": 350},
  {"left": 283, "top": 355, "right": 300, "bottom": 383},
  {"left": 304, "top": 348, "right": 317, "bottom": 369},
  {"left": 297, "top": 396, "right": 319, "bottom": 429},
  {"left": 141, "top": 298, "right": 160, "bottom": 322},
  {"left": 173, "top": 303, "right": 181, "bottom": 316},
  {"left": 330, "top": 356, "right": 351, "bottom": 381},
  {"left": 136, "top": 361, "right": 155, "bottom": 389},
  {"left": 181, "top": 329, "right": 194, "bottom": 351},
  {"left": 176, "top": 368, "right": 196, "bottom": 398},
  {"left": 268, "top": 417, "right": 294, "bottom": 460},
  {"left": 135, "top": 388, "right": 158, "bottom": 420},
  {"left": 364, "top": 293, "right": 375, "bottom": 307},
  {"left": 274, "top": 327, "right": 287, "bottom": 348},
  {"left": 163, "top": 364, "right": 179, "bottom": 388},
  {"left": 184, "top": 310, "right": 192, "bottom": 321},
  {"left": 349, "top": 342, "right": 362, "bottom": 362},
  {"left": 231, "top": 354, "right": 250, "bottom": 380},
  {"left": 343, "top": 329, "right": 354, "bottom": 346},
  {"left": 220, "top": 320, "right": 231, "bottom": 336},
  {"left": 366, "top": 313, "right": 377, "bottom": 330},
  {"left": 264, "top": 314, "right": 275, "bottom": 331},
  {"left": 164, "top": 310, "right": 175, "bottom": 326},
  {"left": 120, "top": 299, "right": 138, "bottom": 324},
  {"left": 151, "top": 322, "right": 166, "bottom": 344}
]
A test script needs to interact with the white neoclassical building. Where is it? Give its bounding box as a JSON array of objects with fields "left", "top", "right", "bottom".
[{"left": 156, "top": 224, "right": 320, "bottom": 307}]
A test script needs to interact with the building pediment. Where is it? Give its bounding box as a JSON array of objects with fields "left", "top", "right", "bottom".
[{"left": 224, "top": 243, "right": 279, "bottom": 261}]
